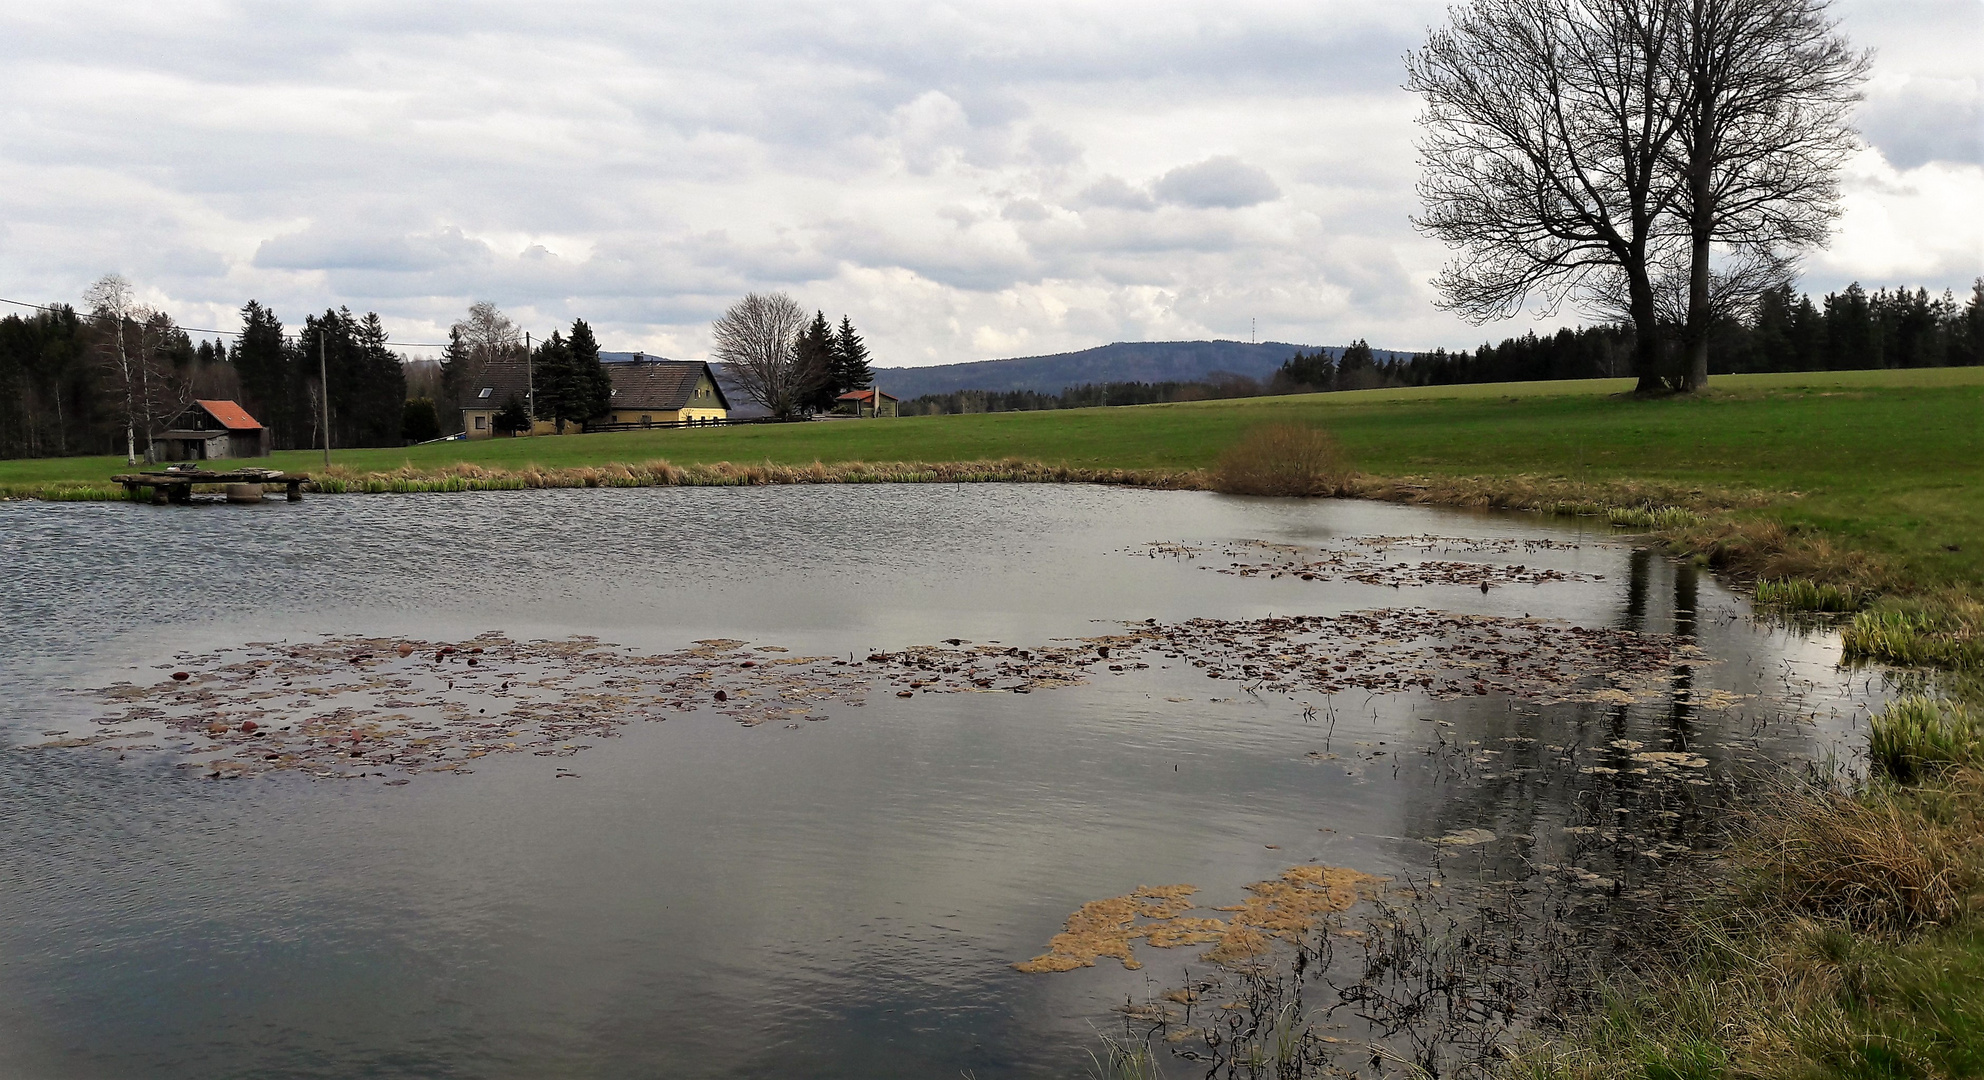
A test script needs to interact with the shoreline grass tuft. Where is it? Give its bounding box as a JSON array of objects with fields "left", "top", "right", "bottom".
[
  {"left": 1844, "top": 595, "right": 1984, "bottom": 671},
  {"left": 1868, "top": 695, "right": 1981, "bottom": 784},
  {"left": 1755, "top": 576, "right": 1865, "bottom": 613},
  {"left": 1209, "top": 423, "right": 1355, "bottom": 497}
]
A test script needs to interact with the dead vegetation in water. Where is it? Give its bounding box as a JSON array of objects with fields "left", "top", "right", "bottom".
[
  {"left": 27, "top": 603, "right": 1721, "bottom": 783},
  {"left": 1134, "top": 537, "right": 1598, "bottom": 591},
  {"left": 1015, "top": 867, "right": 1383, "bottom": 974},
  {"left": 1123, "top": 609, "right": 1708, "bottom": 704}
]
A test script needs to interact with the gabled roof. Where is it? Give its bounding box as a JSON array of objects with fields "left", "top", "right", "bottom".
[
  {"left": 835, "top": 388, "right": 897, "bottom": 403},
  {"left": 465, "top": 360, "right": 532, "bottom": 409},
  {"left": 158, "top": 399, "right": 261, "bottom": 434},
  {"left": 194, "top": 399, "right": 263, "bottom": 430},
  {"left": 606, "top": 360, "right": 730, "bottom": 412}
]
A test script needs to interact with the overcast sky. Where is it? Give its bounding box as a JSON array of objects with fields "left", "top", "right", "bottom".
[{"left": 1, "top": 1, "right": 1978, "bottom": 364}]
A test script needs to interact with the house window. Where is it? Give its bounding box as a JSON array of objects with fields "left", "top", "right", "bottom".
[
  {"left": 474, "top": 416, "right": 487, "bottom": 430},
  {"left": 478, "top": 387, "right": 493, "bottom": 399}
]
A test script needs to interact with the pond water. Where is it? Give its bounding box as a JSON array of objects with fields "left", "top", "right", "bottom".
[{"left": 0, "top": 485, "right": 1879, "bottom": 1079}]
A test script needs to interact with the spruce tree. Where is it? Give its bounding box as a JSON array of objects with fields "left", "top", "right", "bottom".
[
  {"left": 440, "top": 325, "right": 471, "bottom": 425},
  {"left": 832, "top": 316, "right": 873, "bottom": 396},
  {"left": 1958, "top": 280, "right": 1984, "bottom": 367},
  {"left": 348, "top": 312, "right": 403, "bottom": 447},
  {"left": 235, "top": 301, "right": 295, "bottom": 447},
  {"left": 567, "top": 319, "right": 613, "bottom": 423},
  {"left": 796, "top": 311, "right": 837, "bottom": 412},
  {"left": 532, "top": 331, "right": 577, "bottom": 431}
]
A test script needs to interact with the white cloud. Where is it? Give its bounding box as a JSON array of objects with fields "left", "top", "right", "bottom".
[{"left": 0, "top": 0, "right": 1976, "bottom": 361}]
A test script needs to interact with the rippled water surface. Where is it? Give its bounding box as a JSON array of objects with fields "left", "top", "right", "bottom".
[{"left": 0, "top": 486, "right": 1877, "bottom": 1078}]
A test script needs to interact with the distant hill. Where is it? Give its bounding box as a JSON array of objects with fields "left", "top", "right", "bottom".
[{"left": 869, "top": 340, "right": 1412, "bottom": 400}]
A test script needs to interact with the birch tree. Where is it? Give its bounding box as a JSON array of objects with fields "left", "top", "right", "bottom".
[{"left": 83, "top": 274, "right": 153, "bottom": 464}]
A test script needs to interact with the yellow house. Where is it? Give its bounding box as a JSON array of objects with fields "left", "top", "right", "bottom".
[
  {"left": 458, "top": 355, "right": 731, "bottom": 437},
  {"left": 597, "top": 358, "right": 730, "bottom": 427}
]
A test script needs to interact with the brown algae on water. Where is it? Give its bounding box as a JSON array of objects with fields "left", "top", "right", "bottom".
[
  {"left": 1012, "top": 885, "right": 1200, "bottom": 972},
  {"left": 1015, "top": 866, "right": 1382, "bottom": 973}
]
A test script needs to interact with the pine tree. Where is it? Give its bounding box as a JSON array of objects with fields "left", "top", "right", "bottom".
[
  {"left": 1336, "top": 339, "right": 1376, "bottom": 389},
  {"left": 532, "top": 331, "right": 576, "bottom": 432},
  {"left": 354, "top": 312, "right": 406, "bottom": 447},
  {"left": 797, "top": 311, "right": 838, "bottom": 412},
  {"left": 235, "top": 301, "right": 297, "bottom": 448},
  {"left": 567, "top": 319, "right": 613, "bottom": 423},
  {"left": 439, "top": 325, "right": 471, "bottom": 429},
  {"left": 1957, "top": 280, "right": 1984, "bottom": 368},
  {"left": 832, "top": 316, "right": 873, "bottom": 397}
]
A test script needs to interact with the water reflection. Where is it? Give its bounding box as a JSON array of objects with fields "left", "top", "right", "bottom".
[{"left": 0, "top": 487, "right": 1874, "bottom": 1078}]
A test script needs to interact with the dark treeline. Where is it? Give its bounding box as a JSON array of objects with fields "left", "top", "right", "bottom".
[
  {"left": 902, "top": 281, "right": 1983, "bottom": 416},
  {"left": 0, "top": 291, "right": 413, "bottom": 459},
  {"left": 1397, "top": 282, "right": 1984, "bottom": 388}
]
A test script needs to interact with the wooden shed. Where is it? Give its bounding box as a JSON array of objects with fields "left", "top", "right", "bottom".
[
  {"left": 835, "top": 388, "right": 898, "bottom": 418},
  {"left": 152, "top": 400, "right": 270, "bottom": 461}
]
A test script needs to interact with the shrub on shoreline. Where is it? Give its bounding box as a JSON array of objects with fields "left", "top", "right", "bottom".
[{"left": 1209, "top": 423, "right": 1354, "bottom": 497}]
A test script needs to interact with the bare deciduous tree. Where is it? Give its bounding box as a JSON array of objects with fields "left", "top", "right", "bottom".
[
  {"left": 83, "top": 274, "right": 174, "bottom": 464},
  {"left": 710, "top": 292, "right": 817, "bottom": 421},
  {"left": 441, "top": 301, "right": 524, "bottom": 426},
  {"left": 1669, "top": 0, "right": 1868, "bottom": 389},
  {"left": 1408, "top": 0, "right": 1689, "bottom": 394}
]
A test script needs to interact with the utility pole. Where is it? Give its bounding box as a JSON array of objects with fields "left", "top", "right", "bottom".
[
  {"left": 524, "top": 331, "right": 533, "bottom": 437},
  {"left": 319, "top": 333, "right": 330, "bottom": 467}
]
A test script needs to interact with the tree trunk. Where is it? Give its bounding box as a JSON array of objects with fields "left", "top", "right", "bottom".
[
  {"left": 1684, "top": 226, "right": 1712, "bottom": 390},
  {"left": 1628, "top": 269, "right": 1665, "bottom": 394},
  {"left": 1682, "top": 77, "right": 1716, "bottom": 392}
]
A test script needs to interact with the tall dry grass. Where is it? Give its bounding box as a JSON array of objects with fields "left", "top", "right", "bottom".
[
  {"left": 1209, "top": 424, "right": 1354, "bottom": 497},
  {"left": 1742, "top": 770, "right": 1984, "bottom": 932},
  {"left": 299, "top": 457, "right": 1207, "bottom": 495}
]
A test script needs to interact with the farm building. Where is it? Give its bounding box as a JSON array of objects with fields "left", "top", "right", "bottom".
[
  {"left": 597, "top": 354, "right": 730, "bottom": 427},
  {"left": 459, "top": 359, "right": 539, "bottom": 439},
  {"left": 152, "top": 400, "right": 270, "bottom": 460},
  {"left": 460, "top": 354, "right": 731, "bottom": 437},
  {"left": 835, "top": 388, "right": 898, "bottom": 418}
]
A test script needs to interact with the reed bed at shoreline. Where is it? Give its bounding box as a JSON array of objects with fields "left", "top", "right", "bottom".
[{"left": 306, "top": 457, "right": 1205, "bottom": 494}]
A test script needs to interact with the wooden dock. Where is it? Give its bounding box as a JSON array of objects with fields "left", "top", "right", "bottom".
[{"left": 112, "top": 467, "right": 309, "bottom": 504}]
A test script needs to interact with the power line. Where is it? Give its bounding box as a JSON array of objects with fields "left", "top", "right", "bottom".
[{"left": 0, "top": 295, "right": 452, "bottom": 349}]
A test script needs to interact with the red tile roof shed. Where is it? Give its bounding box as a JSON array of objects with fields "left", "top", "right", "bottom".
[{"left": 196, "top": 399, "right": 264, "bottom": 431}]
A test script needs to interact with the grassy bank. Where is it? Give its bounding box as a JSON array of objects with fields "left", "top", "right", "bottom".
[{"left": 1511, "top": 690, "right": 1984, "bottom": 1080}]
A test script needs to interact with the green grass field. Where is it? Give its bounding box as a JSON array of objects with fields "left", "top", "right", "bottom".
[{"left": 6, "top": 367, "right": 1980, "bottom": 587}]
